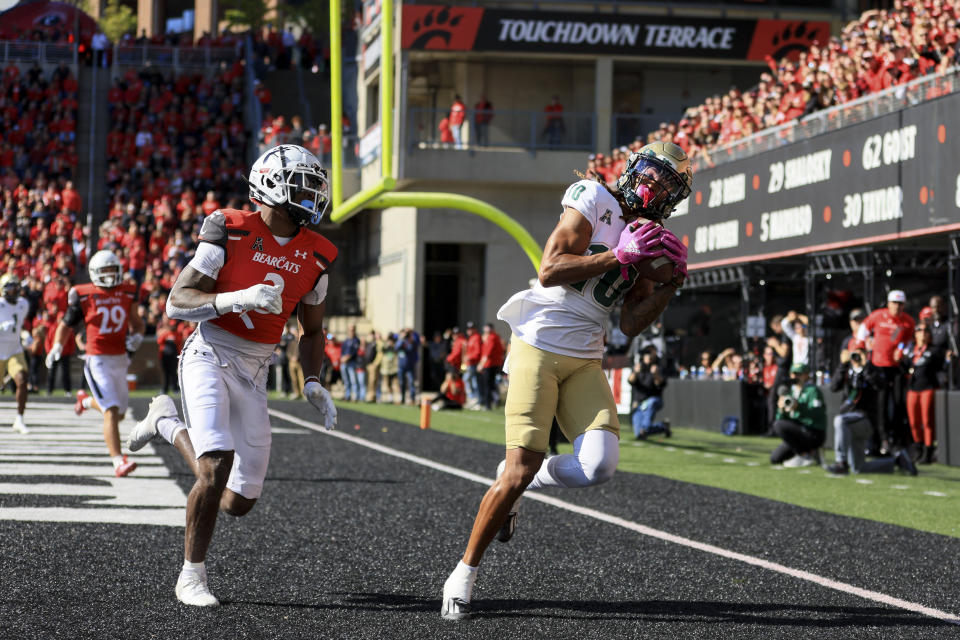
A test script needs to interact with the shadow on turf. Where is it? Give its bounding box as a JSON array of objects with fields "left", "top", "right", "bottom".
[{"left": 281, "top": 593, "right": 953, "bottom": 627}]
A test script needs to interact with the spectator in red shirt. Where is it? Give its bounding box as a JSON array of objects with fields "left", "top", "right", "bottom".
[
  {"left": 431, "top": 369, "right": 466, "bottom": 411},
  {"left": 438, "top": 116, "right": 454, "bottom": 146},
  {"left": 473, "top": 96, "right": 493, "bottom": 147},
  {"left": 156, "top": 315, "right": 183, "bottom": 394},
  {"left": 449, "top": 94, "right": 466, "bottom": 148},
  {"left": 544, "top": 95, "right": 565, "bottom": 145},
  {"left": 464, "top": 322, "right": 482, "bottom": 405},
  {"left": 446, "top": 327, "right": 466, "bottom": 373},
  {"left": 478, "top": 323, "right": 505, "bottom": 410},
  {"left": 858, "top": 289, "right": 916, "bottom": 452},
  {"left": 201, "top": 190, "right": 220, "bottom": 216}
]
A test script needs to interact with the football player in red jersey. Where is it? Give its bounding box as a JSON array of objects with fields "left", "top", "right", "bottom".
[
  {"left": 126, "top": 144, "right": 338, "bottom": 607},
  {"left": 47, "top": 250, "right": 145, "bottom": 476}
]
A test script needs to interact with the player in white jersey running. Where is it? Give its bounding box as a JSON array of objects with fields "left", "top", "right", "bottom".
[
  {"left": 441, "top": 142, "right": 694, "bottom": 620},
  {"left": 0, "top": 274, "right": 33, "bottom": 433}
]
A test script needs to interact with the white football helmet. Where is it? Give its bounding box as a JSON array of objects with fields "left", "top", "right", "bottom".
[
  {"left": 89, "top": 250, "right": 122, "bottom": 288},
  {"left": 248, "top": 144, "right": 330, "bottom": 225}
]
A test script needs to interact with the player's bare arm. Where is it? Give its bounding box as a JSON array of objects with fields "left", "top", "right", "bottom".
[
  {"left": 297, "top": 300, "right": 327, "bottom": 379},
  {"left": 620, "top": 277, "right": 678, "bottom": 337},
  {"left": 538, "top": 208, "right": 621, "bottom": 287},
  {"left": 168, "top": 266, "right": 217, "bottom": 310}
]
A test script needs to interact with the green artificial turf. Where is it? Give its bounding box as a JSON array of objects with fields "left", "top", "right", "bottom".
[{"left": 334, "top": 400, "right": 960, "bottom": 539}]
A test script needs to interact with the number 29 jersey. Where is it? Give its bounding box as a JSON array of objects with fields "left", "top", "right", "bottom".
[
  {"left": 203, "top": 208, "right": 337, "bottom": 344},
  {"left": 497, "top": 179, "right": 644, "bottom": 360},
  {"left": 70, "top": 282, "right": 138, "bottom": 356}
]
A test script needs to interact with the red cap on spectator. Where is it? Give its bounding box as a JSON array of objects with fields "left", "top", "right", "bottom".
[{"left": 919, "top": 306, "right": 934, "bottom": 320}]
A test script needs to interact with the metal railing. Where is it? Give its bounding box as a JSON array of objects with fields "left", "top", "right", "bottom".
[
  {"left": 407, "top": 107, "right": 595, "bottom": 153},
  {"left": 696, "top": 66, "right": 960, "bottom": 170},
  {"left": 0, "top": 40, "right": 76, "bottom": 65},
  {"left": 112, "top": 44, "right": 240, "bottom": 70}
]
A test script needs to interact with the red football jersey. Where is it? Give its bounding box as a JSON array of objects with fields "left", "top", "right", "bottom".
[
  {"left": 73, "top": 282, "right": 138, "bottom": 355},
  {"left": 206, "top": 209, "right": 337, "bottom": 344}
]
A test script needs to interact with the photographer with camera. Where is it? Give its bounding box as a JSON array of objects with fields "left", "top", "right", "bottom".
[
  {"left": 769, "top": 363, "right": 827, "bottom": 467},
  {"left": 628, "top": 348, "right": 670, "bottom": 439},
  {"left": 826, "top": 348, "right": 917, "bottom": 475}
]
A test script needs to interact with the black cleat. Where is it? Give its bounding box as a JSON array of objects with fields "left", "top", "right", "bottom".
[
  {"left": 441, "top": 597, "right": 471, "bottom": 621},
  {"left": 825, "top": 462, "right": 849, "bottom": 475},
  {"left": 895, "top": 450, "right": 918, "bottom": 476}
]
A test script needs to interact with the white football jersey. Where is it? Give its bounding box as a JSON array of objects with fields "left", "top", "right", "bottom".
[
  {"left": 0, "top": 297, "right": 30, "bottom": 359},
  {"left": 498, "top": 180, "right": 646, "bottom": 359}
]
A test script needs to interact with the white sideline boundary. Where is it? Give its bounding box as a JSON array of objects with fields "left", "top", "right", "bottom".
[{"left": 267, "top": 408, "right": 960, "bottom": 624}]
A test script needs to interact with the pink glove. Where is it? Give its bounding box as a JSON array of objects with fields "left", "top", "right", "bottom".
[
  {"left": 661, "top": 229, "right": 688, "bottom": 280},
  {"left": 613, "top": 221, "right": 664, "bottom": 280}
]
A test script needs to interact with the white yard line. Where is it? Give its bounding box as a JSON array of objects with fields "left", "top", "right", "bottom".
[{"left": 268, "top": 408, "right": 960, "bottom": 625}]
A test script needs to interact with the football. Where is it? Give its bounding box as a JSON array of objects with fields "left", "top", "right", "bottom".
[{"left": 634, "top": 254, "right": 677, "bottom": 284}]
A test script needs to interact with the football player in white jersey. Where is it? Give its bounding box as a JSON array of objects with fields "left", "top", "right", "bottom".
[
  {"left": 0, "top": 274, "right": 33, "bottom": 433},
  {"left": 441, "top": 142, "right": 693, "bottom": 620}
]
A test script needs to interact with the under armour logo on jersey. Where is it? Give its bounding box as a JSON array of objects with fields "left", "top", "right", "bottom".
[
  {"left": 294, "top": 249, "right": 307, "bottom": 259},
  {"left": 599, "top": 210, "right": 612, "bottom": 225},
  {"left": 252, "top": 237, "right": 264, "bottom": 251}
]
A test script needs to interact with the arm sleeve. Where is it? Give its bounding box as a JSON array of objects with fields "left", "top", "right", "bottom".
[
  {"left": 187, "top": 242, "right": 226, "bottom": 279},
  {"left": 62, "top": 288, "right": 83, "bottom": 327},
  {"left": 301, "top": 273, "right": 328, "bottom": 306},
  {"left": 197, "top": 210, "right": 228, "bottom": 248},
  {"left": 560, "top": 180, "right": 601, "bottom": 230}
]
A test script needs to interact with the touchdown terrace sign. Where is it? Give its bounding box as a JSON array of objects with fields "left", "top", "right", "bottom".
[{"left": 401, "top": 5, "right": 828, "bottom": 61}]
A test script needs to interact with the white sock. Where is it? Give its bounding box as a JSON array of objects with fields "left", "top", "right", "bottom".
[
  {"left": 81, "top": 397, "right": 93, "bottom": 409},
  {"left": 156, "top": 417, "right": 185, "bottom": 444},
  {"left": 443, "top": 560, "right": 478, "bottom": 602},
  {"left": 526, "top": 430, "right": 619, "bottom": 489},
  {"left": 111, "top": 455, "right": 124, "bottom": 469},
  {"left": 182, "top": 559, "right": 206, "bottom": 578}
]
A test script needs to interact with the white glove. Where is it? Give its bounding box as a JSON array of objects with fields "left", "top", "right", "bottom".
[
  {"left": 45, "top": 342, "right": 63, "bottom": 369},
  {"left": 0, "top": 320, "right": 15, "bottom": 332},
  {"left": 125, "top": 332, "right": 143, "bottom": 352},
  {"left": 304, "top": 380, "right": 337, "bottom": 430},
  {"left": 215, "top": 284, "right": 283, "bottom": 315}
]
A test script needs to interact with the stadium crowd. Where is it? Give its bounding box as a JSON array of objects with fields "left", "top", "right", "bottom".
[
  {"left": 281, "top": 322, "right": 507, "bottom": 412},
  {"left": 586, "top": 0, "right": 960, "bottom": 176}
]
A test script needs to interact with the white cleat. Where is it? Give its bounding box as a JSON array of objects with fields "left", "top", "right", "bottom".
[
  {"left": 12, "top": 415, "right": 29, "bottom": 434},
  {"left": 175, "top": 569, "right": 220, "bottom": 607},
  {"left": 440, "top": 596, "right": 471, "bottom": 621},
  {"left": 128, "top": 395, "right": 179, "bottom": 452}
]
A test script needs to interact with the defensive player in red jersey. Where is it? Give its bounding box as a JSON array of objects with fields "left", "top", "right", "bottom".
[
  {"left": 47, "top": 250, "right": 145, "bottom": 476},
  {"left": 126, "top": 144, "right": 338, "bottom": 607}
]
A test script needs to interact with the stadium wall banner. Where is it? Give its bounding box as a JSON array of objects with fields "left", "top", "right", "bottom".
[
  {"left": 665, "top": 92, "right": 960, "bottom": 269},
  {"left": 401, "top": 5, "right": 829, "bottom": 61}
]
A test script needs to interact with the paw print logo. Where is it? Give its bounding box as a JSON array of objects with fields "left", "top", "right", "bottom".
[
  {"left": 409, "top": 7, "right": 464, "bottom": 49},
  {"left": 403, "top": 5, "right": 483, "bottom": 51},
  {"left": 769, "top": 22, "right": 822, "bottom": 59}
]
